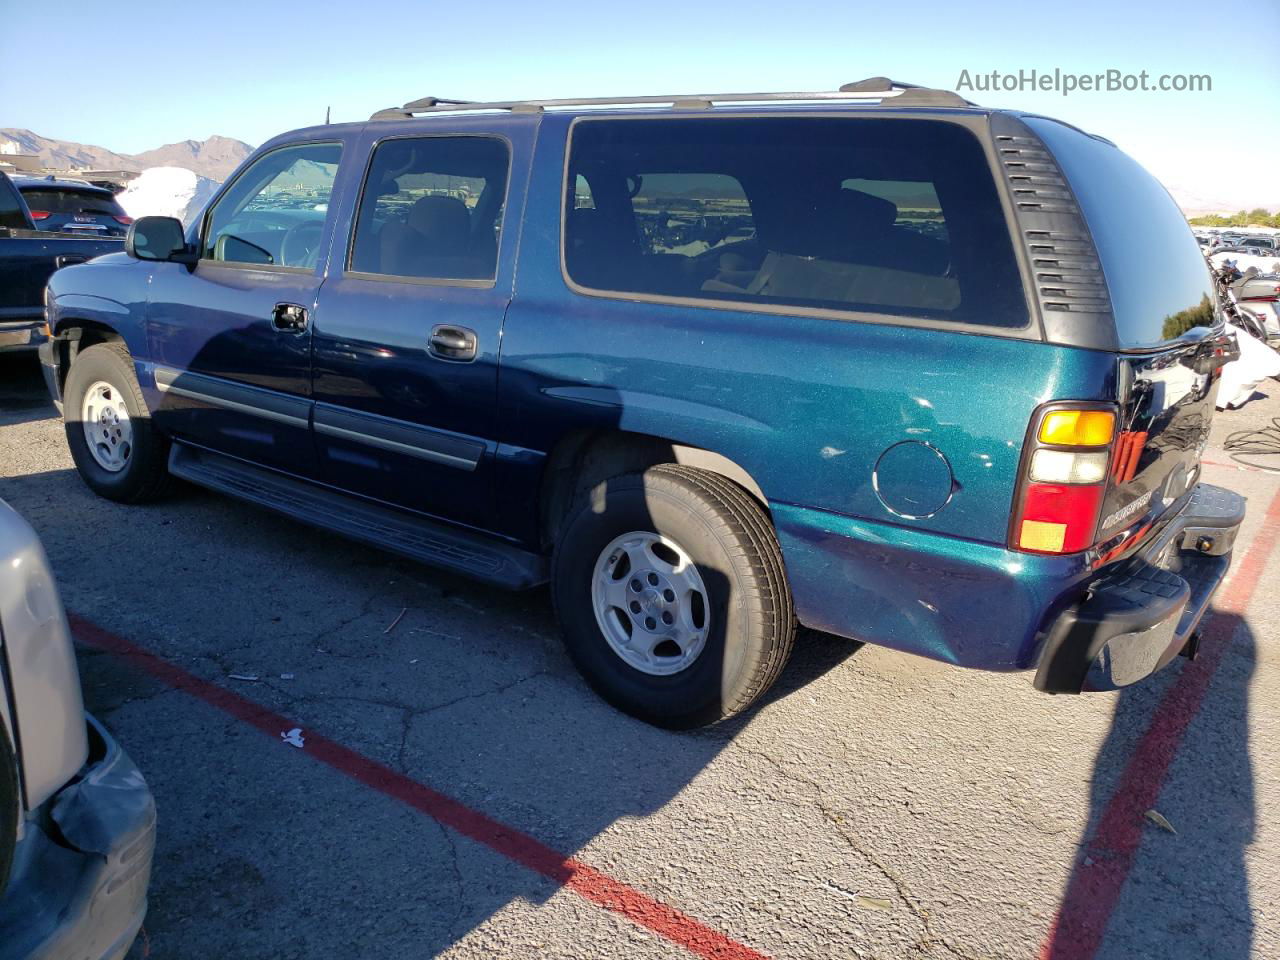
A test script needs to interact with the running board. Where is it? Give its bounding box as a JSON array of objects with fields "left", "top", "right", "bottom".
[{"left": 168, "top": 444, "right": 548, "bottom": 589}]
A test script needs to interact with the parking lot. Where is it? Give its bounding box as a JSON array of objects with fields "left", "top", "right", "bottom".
[{"left": 1, "top": 351, "right": 1276, "bottom": 959}]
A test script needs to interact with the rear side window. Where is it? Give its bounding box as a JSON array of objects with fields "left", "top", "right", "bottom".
[
  {"left": 564, "top": 117, "right": 1027, "bottom": 328},
  {"left": 349, "top": 136, "right": 509, "bottom": 282},
  {"left": 1024, "top": 117, "right": 1216, "bottom": 348},
  {"left": 20, "top": 188, "right": 123, "bottom": 217}
]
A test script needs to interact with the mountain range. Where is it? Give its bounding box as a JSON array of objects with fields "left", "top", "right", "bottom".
[
  {"left": 0, "top": 129, "right": 254, "bottom": 181},
  {"left": 1, "top": 128, "right": 1274, "bottom": 217}
]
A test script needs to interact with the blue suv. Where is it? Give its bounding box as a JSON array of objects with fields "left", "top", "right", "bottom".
[{"left": 39, "top": 79, "right": 1245, "bottom": 727}]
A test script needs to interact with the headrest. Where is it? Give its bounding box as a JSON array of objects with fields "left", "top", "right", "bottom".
[
  {"left": 768, "top": 187, "right": 899, "bottom": 258},
  {"left": 832, "top": 188, "right": 898, "bottom": 235},
  {"left": 408, "top": 195, "right": 470, "bottom": 242}
]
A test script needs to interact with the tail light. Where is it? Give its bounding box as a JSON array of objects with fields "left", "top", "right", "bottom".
[
  {"left": 1010, "top": 405, "right": 1117, "bottom": 555},
  {"left": 113, "top": 215, "right": 134, "bottom": 225},
  {"left": 1239, "top": 285, "right": 1279, "bottom": 303},
  {"left": 28, "top": 210, "right": 50, "bottom": 220}
]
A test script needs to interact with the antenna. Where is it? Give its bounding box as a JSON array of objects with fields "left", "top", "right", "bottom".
[{"left": 324, "top": 106, "right": 331, "bottom": 125}]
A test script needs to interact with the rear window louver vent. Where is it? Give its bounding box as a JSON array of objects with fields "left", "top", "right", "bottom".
[
  {"left": 1025, "top": 229, "right": 1110, "bottom": 312},
  {"left": 994, "top": 130, "right": 1112, "bottom": 317}
]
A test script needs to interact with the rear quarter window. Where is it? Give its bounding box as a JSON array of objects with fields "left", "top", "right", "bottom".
[
  {"left": 563, "top": 116, "right": 1029, "bottom": 330},
  {"left": 1024, "top": 117, "right": 1216, "bottom": 348}
]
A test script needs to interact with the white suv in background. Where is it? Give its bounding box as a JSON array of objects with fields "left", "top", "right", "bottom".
[{"left": 0, "top": 499, "right": 154, "bottom": 960}]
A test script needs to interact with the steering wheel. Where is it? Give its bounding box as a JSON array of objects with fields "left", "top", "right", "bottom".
[{"left": 279, "top": 220, "right": 325, "bottom": 268}]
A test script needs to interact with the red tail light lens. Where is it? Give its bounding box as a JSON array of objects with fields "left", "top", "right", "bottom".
[
  {"left": 1017, "top": 483, "right": 1106, "bottom": 553},
  {"left": 113, "top": 215, "right": 134, "bottom": 225},
  {"left": 28, "top": 210, "right": 50, "bottom": 220},
  {"left": 1011, "top": 403, "right": 1117, "bottom": 555}
]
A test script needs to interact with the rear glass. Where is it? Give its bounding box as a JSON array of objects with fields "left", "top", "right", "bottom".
[
  {"left": 564, "top": 117, "right": 1028, "bottom": 328},
  {"left": 1024, "top": 117, "right": 1216, "bottom": 348},
  {"left": 19, "top": 187, "right": 124, "bottom": 217}
]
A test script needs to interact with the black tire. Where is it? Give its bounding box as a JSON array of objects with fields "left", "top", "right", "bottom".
[
  {"left": 63, "top": 341, "right": 171, "bottom": 503},
  {"left": 552, "top": 464, "right": 795, "bottom": 728},
  {"left": 0, "top": 725, "right": 16, "bottom": 898}
]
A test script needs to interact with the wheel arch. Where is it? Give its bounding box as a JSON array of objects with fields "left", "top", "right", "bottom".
[
  {"left": 47, "top": 318, "right": 127, "bottom": 395},
  {"left": 540, "top": 429, "right": 769, "bottom": 549}
]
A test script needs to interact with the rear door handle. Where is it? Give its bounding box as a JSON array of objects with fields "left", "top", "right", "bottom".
[
  {"left": 272, "top": 302, "right": 309, "bottom": 334},
  {"left": 428, "top": 324, "right": 478, "bottom": 362}
]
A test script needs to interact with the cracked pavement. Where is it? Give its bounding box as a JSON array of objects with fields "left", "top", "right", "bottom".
[{"left": 1, "top": 352, "right": 1277, "bottom": 959}]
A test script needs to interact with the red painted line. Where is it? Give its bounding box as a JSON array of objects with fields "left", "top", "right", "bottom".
[
  {"left": 1201, "top": 457, "right": 1259, "bottom": 473},
  {"left": 69, "top": 614, "right": 768, "bottom": 960},
  {"left": 1039, "top": 487, "right": 1280, "bottom": 960}
]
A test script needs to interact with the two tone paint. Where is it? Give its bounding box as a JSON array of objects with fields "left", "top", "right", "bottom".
[{"left": 46, "top": 107, "right": 1159, "bottom": 673}]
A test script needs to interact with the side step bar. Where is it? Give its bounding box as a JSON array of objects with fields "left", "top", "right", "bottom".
[{"left": 168, "top": 443, "right": 548, "bottom": 590}]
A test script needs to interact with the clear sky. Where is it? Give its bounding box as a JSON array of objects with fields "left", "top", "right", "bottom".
[{"left": 2, "top": 0, "right": 1277, "bottom": 208}]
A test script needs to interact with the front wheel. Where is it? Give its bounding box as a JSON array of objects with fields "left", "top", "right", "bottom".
[
  {"left": 553, "top": 464, "right": 795, "bottom": 728},
  {"left": 63, "top": 341, "right": 171, "bottom": 503}
]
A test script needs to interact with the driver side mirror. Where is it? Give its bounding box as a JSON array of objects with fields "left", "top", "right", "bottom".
[{"left": 125, "top": 216, "right": 198, "bottom": 267}]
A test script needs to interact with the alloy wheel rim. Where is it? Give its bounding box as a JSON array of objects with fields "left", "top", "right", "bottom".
[
  {"left": 80, "top": 380, "right": 132, "bottom": 473},
  {"left": 591, "top": 531, "right": 711, "bottom": 676}
]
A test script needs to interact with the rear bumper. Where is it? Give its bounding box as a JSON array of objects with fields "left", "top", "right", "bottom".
[
  {"left": 0, "top": 715, "right": 155, "bottom": 960},
  {"left": 1034, "top": 483, "right": 1246, "bottom": 693}
]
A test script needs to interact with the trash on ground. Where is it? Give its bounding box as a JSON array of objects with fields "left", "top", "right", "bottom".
[
  {"left": 1217, "top": 331, "right": 1280, "bottom": 410},
  {"left": 280, "top": 728, "right": 305, "bottom": 749},
  {"left": 280, "top": 673, "right": 295, "bottom": 680},
  {"left": 384, "top": 607, "right": 407, "bottom": 634},
  {"left": 1144, "top": 809, "right": 1177, "bottom": 834},
  {"left": 228, "top": 673, "right": 259, "bottom": 682},
  {"left": 855, "top": 895, "right": 894, "bottom": 911}
]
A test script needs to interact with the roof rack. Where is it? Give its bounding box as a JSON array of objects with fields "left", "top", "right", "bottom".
[{"left": 369, "top": 77, "right": 974, "bottom": 120}]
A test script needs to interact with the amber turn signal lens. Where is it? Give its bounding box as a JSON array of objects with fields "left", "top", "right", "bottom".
[
  {"left": 1018, "top": 519, "right": 1067, "bottom": 552},
  {"left": 1038, "top": 410, "right": 1115, "bottom": 447}
]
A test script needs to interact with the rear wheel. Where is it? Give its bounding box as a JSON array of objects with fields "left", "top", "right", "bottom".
[
  {"left": 64, "top": 341, "right": 171, "bottom": 502},
  {"left": 553, "top": 464, "right": 794, "bottom": 728}
]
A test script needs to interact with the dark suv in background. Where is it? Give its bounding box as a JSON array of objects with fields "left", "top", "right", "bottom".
[
  {"left": 12, "top": 177, "right": 132, "bottom": 238},
  {"left": 39, "top": 78, "right": 1244, "bottom": 728}
]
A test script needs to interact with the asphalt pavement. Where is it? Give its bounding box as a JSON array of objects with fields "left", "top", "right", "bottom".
[{"left": 0, "top": 350, "right": 1276, "bottom": 959}]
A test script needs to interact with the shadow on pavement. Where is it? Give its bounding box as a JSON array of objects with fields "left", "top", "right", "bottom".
[
  {"left": 1048, "top": 614, "right": 1255, "bottom": 960},
  {"left": 0, "top": 354, "right": 55, "bottom": 428},
  {"left": 19, "top": 323, "right": 869, "bottom": 957}
]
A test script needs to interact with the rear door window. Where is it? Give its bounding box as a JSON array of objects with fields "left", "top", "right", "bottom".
[
  {"left": 564, "top": 117, "right": 1028, "bottom": 329},
  {"left": 1024, "top": 117, "right": 1217, "bottom": 347},
  {"left": 348, "top": 136, "right": 510, "bottom": 282}
]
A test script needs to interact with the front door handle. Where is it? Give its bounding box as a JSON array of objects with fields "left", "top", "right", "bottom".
[
  {"left": 428, "top": 324, "right": 478, "bottom": 362},
  {"left": 272, "top": 302, "right": 309, "bottom": 334},
  {"left": 55, "top": 254, "right": 89, "bottom": 269}
]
